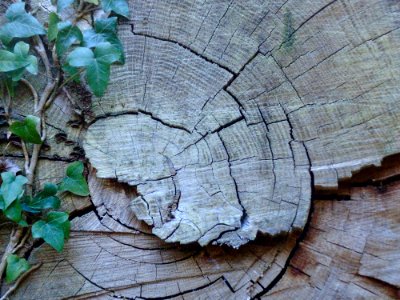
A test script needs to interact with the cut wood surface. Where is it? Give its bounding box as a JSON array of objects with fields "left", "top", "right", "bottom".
[
  {"left": 83, "top": 30, "right": 312, "bottom": 248},
  {"left": 1, "top": 0, "right": 400, "bottom": 299},
  {"left": 263, "top": 180, "right": 400, "bottom": 299}
]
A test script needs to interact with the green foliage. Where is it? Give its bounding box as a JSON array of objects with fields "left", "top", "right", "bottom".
[
  {"left": 82, "top": 17, "right": 124, "bottom": 63},
  {"left": 59, "top": 161, "right": 90, "bottom": 196},
  {"left": 55, "top": 0, "right": 129, "bottom": 16},
  {"left": 67, "top": 42, "right": 120, "bottom": 96},
  {"left": 9, "top": 115, "right": 42, "bottom": 144},
  {"left": 6, "top": 254, "right": 31, "bottom": 283},
  {"left": 67, "top": 47, "right": 94, "bottom": 66},
  {"left": 1, "top": 172, "right": 28, "bottom": 209},
  {"left": 10, "top": 42, "right": 39, "bottom": 81},
  {"left": 48, "top": 12, "right": 62, "bottom": 42},
  {"left": 32, "top": 211, "right": 70, "bottom": 252},
  {"left": 282, "top": 10, "right": 295, "bottom": 51},
  {"left": 0, "top": 0, "right": 128, "bottom": 286},
  {"left": 23, "top": 183, "right": 61, "bottom": 213},
  {"left": 101, "top": 0, "right": 129, "bottom": 18},
  {"left": 0, "top": 2, "right": 46, "bottom": 45},
  {"left": 0, "top": 42, "right": 38, "bottom": 81},
  {"left": 0, "top": 49, "right": 30, "bottom": 72},
  {"left": 0, "top": 161, "right": 88, "bottom": 263},
  {"left": 55, "top": 22, "right": 83, "bottom": 57},
  {"left": 3, "top": 200, "right": 24, "bottom": 223},
  {"left": 62, "top": 64, "right": 81, "bottom": 83}
]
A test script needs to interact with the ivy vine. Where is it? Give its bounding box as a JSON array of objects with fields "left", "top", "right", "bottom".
[{"left": 0, "top": 0, "right": 128, "bottom": 297}]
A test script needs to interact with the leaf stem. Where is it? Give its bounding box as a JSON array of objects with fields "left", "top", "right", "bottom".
[
  {"left": 34, "top": 36, "right": 55, "bottom": 114},
  {"left": 57, "top": 70, "right": 84, "bottom": 91},
  {"left": 26, "top": 144, "right": 41, "bottom": 196},
  {"left": 21, "top": 141, "right": 30, "bottom": 175},
  {"left": 12, "top": 229, "right": 31, "bottom": 255},
  {"left": 20, "top": 79, "right": 39, "bottom": 109}
]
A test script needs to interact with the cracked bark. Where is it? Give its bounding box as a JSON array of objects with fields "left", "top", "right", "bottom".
[{"left": 2, "top": 0, "right": 400, "bottom": 299}]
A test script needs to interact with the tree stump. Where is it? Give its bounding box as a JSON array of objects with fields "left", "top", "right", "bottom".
[{"left": 2, "top": 0, "right": 400, "bottom": 298}]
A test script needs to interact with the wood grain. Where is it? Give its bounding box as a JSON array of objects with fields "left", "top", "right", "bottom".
[
  {"left": 1, "top": 0, "right": 400, "bottom": 298},
  {"left": 262, "top": 181, "right": 400, "bottom": 299}
]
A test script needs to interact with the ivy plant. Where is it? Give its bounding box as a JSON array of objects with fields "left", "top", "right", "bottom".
[{"left": 0, "top": 0, "right": 128, "bottom": 297}]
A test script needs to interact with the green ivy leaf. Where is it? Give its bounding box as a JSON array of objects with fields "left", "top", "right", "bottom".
[
  {"left": 56, "top": 22, "right": 83, "bottom": 57},
  {"left": 21, "top": 196, "right": 38, "bottom": 213},
  {"left": 6, "top": 254, "right": 30, "bottom": 283},
  {"left": 66, "top": 43, "right": 119, "bottom": 96},
  {"left": 9, "top": 42, "right": 38, "bottom": 81},
  {"left": 59, "top": 161, "right": 89, "bottom": 196},
  {"left": 3, "top": 77, "right": 16, "bottom": 98},
  {"left": 32, "top": 211, "right": 70, "bottom": 252},
  {"left": 13, "top": 41, "right": 29, "bottom": 57},
  {"left": 101, "top": 0, "right": 129, "bottom": 18},
  {"left": 24, "top": 183, "right": 60, "bottom": 213},
  {"left": 82, "top": 17, "right": 124, "bottom": 63},
  {"left": 48, "top": 12, "right": 61, "bottom": 42},
  {"left": 1, "top": 172, "right": 28, "bottom": 209},
  {"left": 86, "top": 58, "right": 110, "bottom": 97},
  {"left": 62, "top": 219, "right": 71, "bottom": 239},
  {"left": 94, "top": 42, "right": 121, "bottom": 64},
  {"left": 24, "top": 55, "right": 39, "bottom": 75},
  {"left": 0, "top": 50, "right": 30, "bottom": 72},
  {"left": 3, "top": 200, "right": 23, "bottom": 223},
  {"left": 57, "top": 0, "right": 75, "bottom": 12},
  {"left": 94, "top": 17, "right": 117, "bottom": 34},
  {"left": 9, "top": 115, "right": 42, "bottom": 144},
  {"left": 86, "top": 43, "right": 120, "bottom": 96},
  {"left": 62, "top": 64, "right": 81, "bottom": 83},
  {"left": 66, "top": 47, "right": 94, "bottom": 67},
  {"left": 0, "top": 2, "right": 46, "bottom": 45}
]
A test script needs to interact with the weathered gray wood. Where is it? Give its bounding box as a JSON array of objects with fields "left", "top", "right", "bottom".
[
  {"left": 84, "top": 25, "right": 311, "bottom": 248},
  {"left": 263, "top": 180, "right": 400, "bottom": 299},
  {"left": 2, "top": 0, "right": 400, "bottom": 299},
  {"left": 84, "top": 0, "right": 400, "bottom": 248}
]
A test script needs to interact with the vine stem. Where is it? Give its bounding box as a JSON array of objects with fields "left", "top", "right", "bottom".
[
  {"left": 12, "top": 229, "right": 31, "bottom": 255},
  {"left": 0, "top": 263, "right": 42, "bottom": 300},
  {"left": 21, "top": 141, "right": 30, "bottom": 175},
  {"left": 1, "top": 3, "right": 94, "bottom": 297},
  {"left": 20, "top": 79, "right": 39, "bottom": 109},
  {"left": 0, "top": 228, "right": 23, "bottom": 284},
  {"left": 26, "top": 36, "right": 60, "bottom": 195},
  {"left": 33, "top": 36, "right": 55, "bottom": 114}
]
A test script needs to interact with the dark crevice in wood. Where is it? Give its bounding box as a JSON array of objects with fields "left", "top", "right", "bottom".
[
  {"left": 68, "top": 203, "right": 96, "bottom": 220},
  {"left": 250, "top": 211, "right": 313, "bottom": 299},
  {"left": 356, "top": 274, "right": 400, "bottom": 296},
  {"left": 66, "top": 259, "right": 115, "bottom": 294},
  {"left": 86, "top": 110, "right": 191, "bottom": 133},
  {"left": 252, "top": 152, "right": 400, "bottom": 297},
  {"left": 106, "top": 234, "right": 184, "bottom": 251},
  {"left": 130, "top": 25, "right": 236, "bottom": 75},
  {"left": 217, "top": 132, "right": 248, "bottom": 233},
  {"left": 112, "top": 276, "right": 236, "bottom": 300},
  {"left": 3, "top": 153, "right": 77, "bottom": 163},
  {"left": 315, "top": 152, "right": 400, "bottom": 199},
  {"left": 220, "top": 50, "right": 260, "bottom": 117},
  {"left": 104, "top": 209, "right": 153, "bottom": 236},
  {"left": 251, "top": 114, "right": 315, "bottom": 299}
]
